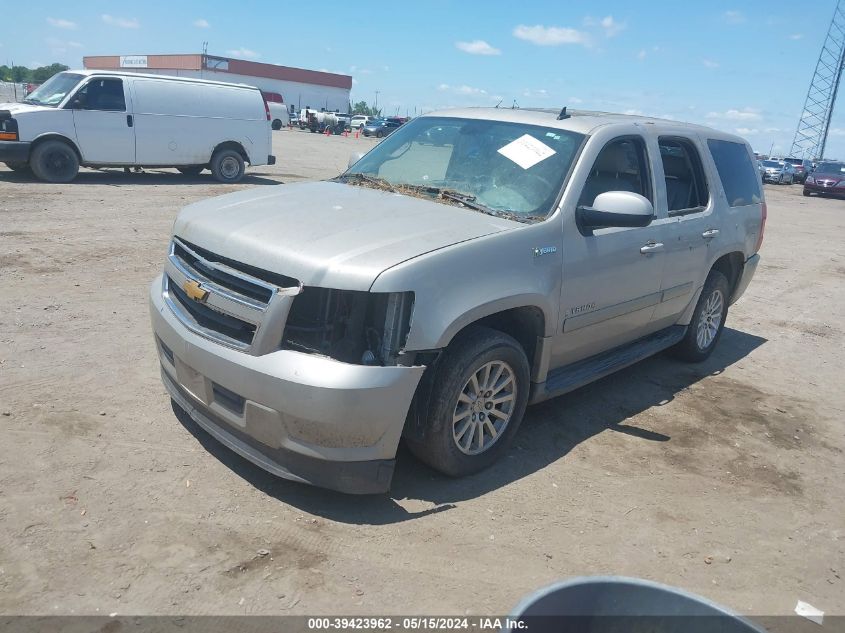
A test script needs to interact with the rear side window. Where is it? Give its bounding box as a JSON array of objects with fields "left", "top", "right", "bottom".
[
  {"left": 707, "top": 139, "right": 762, "bottom": 207},
  {"left": 658, "top": 137, "right": 709, "bottom": 214}
]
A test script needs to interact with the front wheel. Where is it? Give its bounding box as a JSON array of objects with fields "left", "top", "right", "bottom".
[
  {"left": 271, "top": 119, "right": 282, "bottom": 130},
  {"left": 406, "top": 327, "right": 530, "bottom": 477},
  {"left": 210, "top": 148, "right": 245, "bottom": 183},
  {"left": 29, "top": 140, "right": 79, "bottom": 183},
  {"left": 803, "top": 189, "right": 811, "bottom": 197},
  {"left": 376, "top": 131, "right": 384, "bottom": 138},
  {"left": 670, "top": 270, "right": 730, "bottom": 362}
]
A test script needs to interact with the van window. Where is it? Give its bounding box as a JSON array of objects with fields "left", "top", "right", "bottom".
[
  {"left": 658, "top": 137, "right": 709, "bottom": 214},
  {"left": 579, "top": 137, "right": 652, "bottom": 207},
  {"left": 706, "top": 139, "right": 762, "bottom": 207},
  {"left": 73, "top": 78, "right": 126, "bottom": 112}
]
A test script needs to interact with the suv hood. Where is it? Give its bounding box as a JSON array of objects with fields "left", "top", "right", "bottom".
[{"left": 173, "top": 181, "right": 519, "bottom": 290}]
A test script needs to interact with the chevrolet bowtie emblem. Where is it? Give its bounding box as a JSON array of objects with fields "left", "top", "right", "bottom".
[{"left": 183, "top": 279, "right": 209, "bottom": 303}]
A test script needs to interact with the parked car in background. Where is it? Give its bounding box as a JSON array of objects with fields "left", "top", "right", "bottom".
[
  {"left": 268, "top": 102, "right": 290, "bottom": 130},
  {"left": 782, "top": 157, "right": 812, "bottom": 183},
  {"left": 760, "top": 160, "right": 795, "bottom": 184},
  {"left": 149, "top": 108, "right": 764, "bottom": 493},
  {"left": 803, "top": 161, "right": 845, "bottom": 197},
  {"left": 351, "top": 115, "right": 371, "bottom": 130},
  {"left": 0, "top": 70, "right": 274, "bottom": 183},
  {"left": 361, "top": 119, "right": 401, "bottom": 138}
]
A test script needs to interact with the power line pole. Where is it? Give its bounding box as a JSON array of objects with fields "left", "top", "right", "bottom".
[{"left": 789, "top": 0, "right": 845, "bottom": 159}]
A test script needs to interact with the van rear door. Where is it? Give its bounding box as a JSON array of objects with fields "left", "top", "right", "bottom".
[{"left": 68, "top": 77, "right": 136, "bottom": 164}]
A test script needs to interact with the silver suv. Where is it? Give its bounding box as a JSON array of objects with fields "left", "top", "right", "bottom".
[{"left": 149, "top": 108, "right": 764, "bottom": 494}]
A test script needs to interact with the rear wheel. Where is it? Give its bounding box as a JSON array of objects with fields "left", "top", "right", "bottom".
[
  {"left": 406, "top": 327, "right": 530, "bottom": 477},
  {"left": 30, "top": 140, "right": 79, "bottom": 183},
  {"left": 210, "top": 148, "right": 245, "bottom": 183},
  {"left": 670, "top": 270, "right": 730, "bottom": 362},
  {"left": 376, "top": 130, "right": 384, "bottom": 138},
  {"left": 177, "top": 166, "right": 204, "bottom": 176}
]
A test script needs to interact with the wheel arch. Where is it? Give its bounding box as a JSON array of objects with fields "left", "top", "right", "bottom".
[
  {"left": 30, "top": 133, "right": 82, "bottom": 161},
  {"left": 212, "top": 140, "right": 250, "bottom": 164}
]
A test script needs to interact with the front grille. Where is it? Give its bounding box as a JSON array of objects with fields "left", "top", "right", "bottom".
[{"left": 162, "top": 237, "right": 302, "bottom": 353}]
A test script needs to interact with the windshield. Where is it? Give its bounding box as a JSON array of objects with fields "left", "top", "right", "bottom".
[
  {"left": 816, "top": 162, "right": 845, "bottom": 173},
  {"left": 342, "top": 116, "right": 585, "bottom": 221},
  {"left": 762, "top": 160, "right": 782, "bottom": 167},
  {"left": 23, "top": 72, "right": 84, "bottom": 107}
]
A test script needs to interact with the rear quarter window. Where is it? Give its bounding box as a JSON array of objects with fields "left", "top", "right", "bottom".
[{"left": 706, "top": 139, "right": 762, "bottom": 207}]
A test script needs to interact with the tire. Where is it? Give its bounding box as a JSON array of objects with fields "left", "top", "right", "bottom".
[
  {"left": 29, "top": 140, "right": 79, "bottom": 183},
  {"left": 803, "top": 189, "right": 811, "bottom": 197},
  {"left": 670, "top": 269, "right": 730, "bottom": 362},
  {"left": 177, "top": 166, "right": 204, "bottom": 176},
  {"left": 5, "top": 161, "right": 29, "bottom": 172},
  {"left": 209, "top": 148, "right": 245, "bottom": 183},
  {"left": 271, "top": 119, "right": 282, "bottom": 130},
  {"left": 376, "top": 131, "right": 384, "bottom": 138},
  {"left": 406, "top": 326, "right": 530, "bottom": 477}
]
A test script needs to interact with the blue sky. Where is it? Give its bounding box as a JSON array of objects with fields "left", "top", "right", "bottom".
[{"left": 4, "top": 0, "right": 845, "bottom": 157}]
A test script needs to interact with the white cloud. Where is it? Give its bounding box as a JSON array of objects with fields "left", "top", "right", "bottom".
[
  {"left": 46, "top": 37, "right": 83, "bottom": 52},
  {"left": 584, "top": 15, "right": 626, "bottom": 37},
  {"left": 522, "top": 88, "right": 549, "bottom": 99},
  {"left": 513, "top": 24, "right": 591, "bottom": 47},
  {"left": 764, "top": 127, "right": 781, "bottom": 133},
  {"left": 455, "top": 40, "right": 501, "bottom": 56},
  {"left": 723, "top": 10, "right": 746, "bottom": 24},
  {"left": 702, "top": 59, "right": 719, "bottom": 69},
  {"left": 456, "top": 84, "right": 486, "bottom": 95},
  {"left": 788, "top": 33, "right": 803, "bottom": 40},
  {"left": 637, "top": 49, "right": 647, "bottom": 60},
  {"left": 101, "top": 14, "right": 140, "bottom": 29},
  {"left": 436, "top": 83, "right": 487, "bottom": 96},
  {"left": 569, "top": 96, "right": 584, "bottom": 104},
  {"left": 227, "top": 47, "right": 260, "bottom": 59},
  {"left": 624, "top": 108, "right": 644, "bottom": 116},
  {"left": 735, "top": 128, "right": 759, "bottom": 135},
  {"left": 193, "top": 18, "right": 210, "bottom": 28},
  {"left": 705, "top": 107, "right": 762, "bottom": 121},
  {"left": 47, "top": 17, "right": 77, "bottom": 30}
]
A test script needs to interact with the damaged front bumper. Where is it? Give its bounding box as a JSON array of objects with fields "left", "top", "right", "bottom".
[{"left": 150, "top": 275, "right": 425, "bottom": 494}]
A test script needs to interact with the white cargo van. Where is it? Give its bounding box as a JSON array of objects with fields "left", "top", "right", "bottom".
[{"left": 0, "top": 70, "right": 275, "bottom": 183}]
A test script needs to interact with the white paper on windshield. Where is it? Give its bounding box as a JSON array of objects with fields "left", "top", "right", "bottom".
[{"left": 497, "top": 134, "right": 556, "bottom": 170}]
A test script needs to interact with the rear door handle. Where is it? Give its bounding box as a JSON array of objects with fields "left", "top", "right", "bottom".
[
  {"left": 702, "top": 229, "right": 720, "bottom": 239},
  {"left": 640, "top": 241, "right": 664, "bottom": 254},
  {"left": 126, "top": 114, "right": 133, "bottom": 127}
]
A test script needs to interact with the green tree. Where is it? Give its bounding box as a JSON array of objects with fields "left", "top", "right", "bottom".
[
  {"left": 351, "top": 100, "right": 381, "bottom": 117},
  {"left": 31, "top": 63, "right": 69, "bottom": 83},
  {"left": 0, "top": 63, "right": 69, "bottom": 84}
]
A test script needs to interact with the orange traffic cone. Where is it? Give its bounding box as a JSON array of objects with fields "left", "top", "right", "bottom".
[{"left": 355, "top": 129, "right": 359, "bottom": 139}]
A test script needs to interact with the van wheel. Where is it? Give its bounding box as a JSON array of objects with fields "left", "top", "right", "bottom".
[
  {"left": 406, "top": 327, "right": 530, "bottom": 477},
  {"left": 271, "top": 119, "right": 282, "bottom": 130},
  {"left": 30, "top": 140, "right": 79, "bottom": 183},
  {"left": 177, "top": 166, "right": 204, "bottom": 176},
  {"left": 670, "top": 270, "right": 730, "bottom": 362},
  {"left": 210, "top": 149, "right": 245, "bottom": 183},
  {"left": 5, "top": 161, "right": 29, "bottom": 172}
]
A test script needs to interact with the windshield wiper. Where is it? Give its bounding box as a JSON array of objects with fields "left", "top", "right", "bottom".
[
  {"left": 22, "top": 98, "right": 41, "bottom": 105},
  {"left": 338, "top": 172, "right": 395, "bottom": 192},
  {"left": 401, "top": 184, "right": 536, "bottom": 222}
]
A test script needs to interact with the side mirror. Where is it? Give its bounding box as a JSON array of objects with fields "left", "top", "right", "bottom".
[
  {"left": 576, "top": 191, "right": 654, "bottom": 231},
  {"left": 348, "top": 151, "right": 365, "bottom": 168}
]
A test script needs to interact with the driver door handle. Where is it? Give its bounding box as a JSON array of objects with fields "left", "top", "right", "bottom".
[
  {"left": 702, "top": 229, "right": 720, "bottom": 239},
  {"left": 640, "top": 241, "right": 664, "bottom": 254}
]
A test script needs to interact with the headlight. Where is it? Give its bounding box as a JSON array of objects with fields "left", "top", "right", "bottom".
[
  {"left": 281, "top": 289, "right": 414, "bottom": 365},
  {"left": 806, "top": 176, "right": 814, "bottom": 184}
]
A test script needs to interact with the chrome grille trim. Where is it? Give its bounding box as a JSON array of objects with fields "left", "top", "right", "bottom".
[{"left": 163, "top": 238, "right": 303, "bottom": 354}]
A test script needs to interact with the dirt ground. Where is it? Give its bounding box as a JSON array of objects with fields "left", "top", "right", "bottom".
[{"left": 0, "top": 129, "right": 843, "bottom": 619}]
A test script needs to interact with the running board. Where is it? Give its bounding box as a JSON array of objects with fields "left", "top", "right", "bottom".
[{"left": 529, "top": 325, "right": 687, "bottom": 404}]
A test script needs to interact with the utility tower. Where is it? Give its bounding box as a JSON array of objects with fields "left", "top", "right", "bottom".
[{"left": 789, "top": 0, "right": 845, "bottom": 160}]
